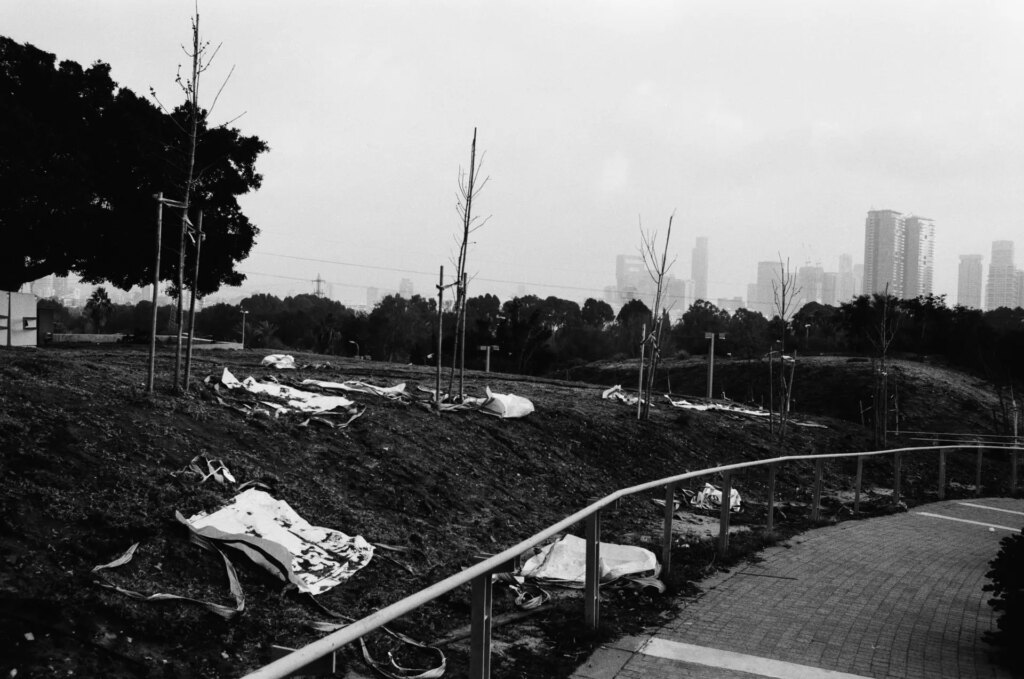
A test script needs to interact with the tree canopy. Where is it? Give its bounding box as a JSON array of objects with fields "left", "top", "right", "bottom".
[{"left": 0, "top": 37, "right": 267, "bottom": 293}]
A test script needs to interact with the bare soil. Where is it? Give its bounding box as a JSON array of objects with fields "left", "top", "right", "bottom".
[{"left": 0, "top": 347, "right": 1013, "bottom": 678}]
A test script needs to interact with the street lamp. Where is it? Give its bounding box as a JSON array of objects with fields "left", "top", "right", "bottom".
[
  {"left": 240, "top": 308, "right": 249, "bottom": 348},
  {"left": 348, "top": 339, "right": 360, "bottom": 358},
  {"left": 705, "top": 331, "right": 727, "bottom": 399}
]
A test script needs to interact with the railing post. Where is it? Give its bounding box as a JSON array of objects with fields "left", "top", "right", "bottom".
[
  {"left": 469, "top": 571, "right": 494, "bottom": 679},
  {"left": 718, "top": 473, "right": 732, "bottom": 558},
  {"left": 584, "top": 506, "right": 601, "bottom": 630},
  {"left": 938, "top": 448, "right": 946, "bottom": 500},
  {"left": 811, "top": 458, "right": 823, "bottom": 522},
  {"left": 1012, "top": 449, "right": 1018, "bottom": 494},
  {"left": 662, "top": 482, "right": 677, "bottom": 579},
  {"left": 976, "top": 448, "right": 983, "bottom": 496},
  {"left": 853, "top": 456, "right": 863, "bottom": 514},
  {"left": 893, "top": 452, "right": 902, "bottom": 506},
  {"left": 766, "top": 464, "right": 777, "bottom": 533}
]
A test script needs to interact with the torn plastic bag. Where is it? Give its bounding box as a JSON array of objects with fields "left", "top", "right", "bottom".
[
  {"left": 601, "top": 385, "right": 641, "bottom": 406},
  {"left": 691, "top": 482, "right": 742, "bottom": 513},
  {"left": 220, "top": 368, "right": 356, "bottom": 414},
  {"left": 309, "top": 619, "right": 446, "bottom": 679},
  {"left": 181, "top": 488, "right": 373, "bottom": 595},
  {"left": 261, "top": 354, "right": 296, "bottom": 369},
  {"left": 480, "top": 387, "right": 534, "bottom": 418},
  {"left": 302, "top": 378, "right": 408, "bottom": 400},
  {"left": 92, "top": 541, "right": 245, "bottom": 619},
  {"left": 518, "top": 534, "right": 659, "bottom": 588}
]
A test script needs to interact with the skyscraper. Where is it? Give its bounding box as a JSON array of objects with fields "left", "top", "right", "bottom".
[
  {"left": 796, "top": 263, "right": 824, "bottom": 307},
  {"left": 837, "top": 253, "right": 856, "bottom": 303},
  {"left": 957, "top": 255, "right": 983, "bottom": 309},
  {"left": 863, "top": 210, "right": 905, "bottom": 297},
  {"left": 692, "top": 237, "right": 709, "bottom": 302},
  {"left": 902, "top": 216, "right": 935, "bottom": 298},
  {"left": 986, "top": 241, "right": 1017, "bottom": 310},
  {"left": 752, "top": 260, "right": 781, "bottom": 317}
]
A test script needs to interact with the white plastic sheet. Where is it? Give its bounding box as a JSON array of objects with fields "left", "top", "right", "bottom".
[
  {"left": 260, "top": 354, "right": 297, "bottom": 369},
  {"left": 480, "top": 387, "right": 534, "bottom": 418},
  {"left": 519, "top": 534, "right": 658, "bottom": 587},
  {"left": 221, "top": 368, "right": 355, "bottom": 414},
  {"left": 183, "top": 488, "right": 373, "bottom": 595}
]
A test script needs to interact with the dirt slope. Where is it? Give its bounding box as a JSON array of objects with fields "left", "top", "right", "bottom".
[{"left": 0, "top": 347, "right": 1013, "bottom": 678}]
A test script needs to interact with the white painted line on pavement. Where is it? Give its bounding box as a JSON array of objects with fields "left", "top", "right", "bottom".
[
  {"left": 957, "top": 502, "right": 1024, "bottom": 517},
  {"left": 640, "top": 637, "right": 874, "bottom": 679},
  {"left": 915, "top": 512, "right": 1019, "bottom": 531}
]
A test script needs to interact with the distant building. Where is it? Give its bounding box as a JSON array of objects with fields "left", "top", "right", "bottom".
[
  {"left": 863, "top": 209, "right": 905, "bottom": 297},
  {"left": 957, "top": 254, "right": 984, "bottom": 309},
  {"left": 750, "top": 260, "right": 782, "bottom": 318},
  {"left": 796, "top": 263, "right": 824, "bottom": 308},
  {"left": 902, "top": 216, "right": 935, "bottom": 299},
  {"left": 837, "top": 253, "right": 857, "bottom": 304},
  {"left": 615, "top": 254, "right": 646, "bottom": 304},
  {"left": 986, "top": 241, "right": 1017, "bottom": 310},
  {"left": 821, "top": 272, "right": 838, "bottom": 306},
  {"left": 691, "top": 236, "right": 709, "bottom": 302},
  {"left": 366, "top": 286, "right": 380, "bottom": 307},
  {"left": 398, "top": 278, "right": 414, "bottom": 298},
  {"left": 716, "top": 297, "right": 744, "bottom": 314}
]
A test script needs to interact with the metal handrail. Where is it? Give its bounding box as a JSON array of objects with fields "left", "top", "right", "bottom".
[{"left": 242, "top": 443, "right": 1022, "bottom": 679}]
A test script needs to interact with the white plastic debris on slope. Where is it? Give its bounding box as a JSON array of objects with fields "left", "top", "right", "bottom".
[
  {"left": 691, "top": 482, "right": 742, "bottom": 513},
  {"left": 519, "top": 534, "right": 659, "bottom": 587},
  {"left": 260, "top": 354, "right": 297, "bottom": 369},
  {"left": 665, "top": 396, "right": 769, "bottom": 418},
  {"left": 302, "top": 379, "right": 408, "bottom": 400},
  {"left": 182, "top": 488, "right": 374, "bottom": 595},
  {"left": 601, "top": 385, "right": 642, "bottom": 406},
  {"left": 480, "top": 387, "right": 534, "bottom": 418},
  {"left": 221, "top": 368, "right": 355, "bottom": 413}
]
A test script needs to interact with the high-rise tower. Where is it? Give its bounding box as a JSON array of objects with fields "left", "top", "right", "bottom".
[
  {"left": 691, "top": 237, "right": 709, "bottom": 302},
  {"left": 902, "top": 216, "right": 935, "bottom": 298},
  {"left": 863, "top": 210, "right": 905, "bottom": 297},
  {"left": 957, "top": 255, "right": 983, "bottom": 309},
  {"left": 986, "top": 241, "right": 1017, "bottom": 310}
]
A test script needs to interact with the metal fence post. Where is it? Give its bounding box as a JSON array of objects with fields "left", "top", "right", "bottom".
[
  {"left": 662, "top": 482, "right": 677, "bottom": 579},
  {"left": 893, "top": 452, "right": 902, "bottom": 506},
  {"left": 718, "top": 473, "right": 732, "bottom": 558},
  {"left": 766, "top": 464, "right": 777, "bottom": 533},
  {"left": 938, "top": 448, "right": 946, "bottom": 500},
  {"left": 1012, "top": 450, "right": 1019, "bottom": 494},
  {"left": 811, "top": 458, "right": 823, "bottom": 521},
  {"left": 585, "top": 508, "right": 601, "bottom": 630},
  {"left": 469, "top": 572, "right": 494, "bottom": 679},
  {"left": 976, "top": 448, "right": 983, "bottom": 496},
  {"left": 854, "top": 456, "right": 863, "bottom": 513}
]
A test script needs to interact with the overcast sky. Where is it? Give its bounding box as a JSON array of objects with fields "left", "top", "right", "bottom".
[{"left": 4, "top": 0, "right": 1023, "bottom": 307}]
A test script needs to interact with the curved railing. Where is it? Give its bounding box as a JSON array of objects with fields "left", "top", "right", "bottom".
[{"left": 243, "top": 442, "right": 1022, "bottom": 679}]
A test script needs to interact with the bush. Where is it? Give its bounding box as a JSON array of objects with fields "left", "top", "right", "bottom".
[{"left": 984, "top": 527, "right": 1024, "bottom": 671}]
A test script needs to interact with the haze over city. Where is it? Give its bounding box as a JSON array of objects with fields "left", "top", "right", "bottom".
[{"left": 4, "top": 0, "right": 1024, "bottom": 308}]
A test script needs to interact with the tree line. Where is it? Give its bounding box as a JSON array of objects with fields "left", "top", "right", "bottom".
[{"left": 56, "top": 289, "right": 1024, "bottom": 387}]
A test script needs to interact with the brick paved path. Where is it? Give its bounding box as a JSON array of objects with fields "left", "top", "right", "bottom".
[{"left": 572, "top": 498, "right": 1023, "bottom": 679}]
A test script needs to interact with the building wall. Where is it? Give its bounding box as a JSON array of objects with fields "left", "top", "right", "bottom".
[
  {"left": 863, "top": 210, "right": 905, "bottom": 297},
  {"left": 691, "top": 237, "right": 709, "bottom": 302},
  {"left": 986, "top": 241, "right": 1016, "bottom": 310},
  {"left": 903, "top": 216, "right": 935, "bottom": 298}
]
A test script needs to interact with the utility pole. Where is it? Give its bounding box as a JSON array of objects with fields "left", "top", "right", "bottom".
[{"left": 313, "top": 273, "right": 325, "bottom": 298}]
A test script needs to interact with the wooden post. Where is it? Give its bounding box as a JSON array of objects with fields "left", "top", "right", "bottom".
[
  {"left": 469, "top": 572, "right": 494, "bottom": 679},
  {"left": 148, "top": 194, "right": 163, "bottom": 393},
  {"left": 718, "top": 473, "right": 732, "bottom": 558},
  {"left": 435, "top": 266, "right": 444, "bottom": 415},
  {"left": 637, "top": 323, "right": 645, "bottom": 420},
  {"left": 976, "top": 448, "right": 983, "bottom": 496},
  {"left": 584, "top": 508, "right": 601, "bottom": 630},
  {"left": 766, "top": 464, "right": 777, "bottom": 533},
  {"left": 183, "top": 209, "right": 203, "bottom": 392},
  {"left": 938, "top": 448, "right": 946, "bottom": 500},
  {"left": 662, "top": 482, "right": 677, "bottom": 578},
  {"left": 1012, "top": 449, "right": 1018, "bottom": 494},
  {"left": 811, "top": 459, "right": 823, "bottom": 521},
  {"left": 458, "top": 272, "right": 467, "bottom": 397},
  {"left": 893, "top": 452, "right": 902, "bottom": 506},
  {"left": 854, "top": 456, "right": 863, "bottom": 513}
]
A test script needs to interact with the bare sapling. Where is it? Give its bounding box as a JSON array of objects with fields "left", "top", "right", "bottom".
[
  {"left": 638, "top": 213, "right": 676, "bottom": 420},
  {"left": 770, "top": 255, "right": 801, "bottom": 437},
  {"left": 446, "top": 128, "right": 490, "bottom": 400}
]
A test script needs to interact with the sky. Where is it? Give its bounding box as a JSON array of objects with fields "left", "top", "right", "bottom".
[{"left": 4, "top": 0, "right": 1024, "bottom": 308}]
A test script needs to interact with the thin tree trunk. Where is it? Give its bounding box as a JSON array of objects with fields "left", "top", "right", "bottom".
[{"left": 183, "top": 209, "right": 203, "bottom": 392}]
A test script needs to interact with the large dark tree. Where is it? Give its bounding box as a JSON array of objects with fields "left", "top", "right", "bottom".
[{"left": 0, "top": 37, "right": 266, "bottom": 293}]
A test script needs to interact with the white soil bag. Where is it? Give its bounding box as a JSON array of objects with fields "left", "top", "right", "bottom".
[
  {"left": 480, "top": 387, "right": 534, "bottom": 418},
  {"left": 519, "top": 534, "right": 658, "bottom": 587},
  {"left": 260, "top": 354, "right": 297, "bottom": 369},
  {"left": 182, "top": 488, "right": 374, "bottom": 595}
]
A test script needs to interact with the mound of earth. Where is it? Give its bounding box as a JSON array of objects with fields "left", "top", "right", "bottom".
[{"left": 0, "top": 346, "right": 1013, "bottom": 678}]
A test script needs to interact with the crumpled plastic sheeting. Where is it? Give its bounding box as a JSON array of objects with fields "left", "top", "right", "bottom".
[
  {"left": 183, "top": 488, "right": 374, "bottom": 595},
  {"left": 481, "top": 387, "right": 534, "bottom": 418},
  {"left": 221, "top": 368, "right": 356, "bottom": 414},
  {"left": 601, "top": 385, "right": 643, "bottom": 406},
  {"left": 691, "top": 482, "right": 742, "bottom": 513},
  {"left": 519, "top": 534, "right": 659, "bottom": 588},
  {"left": 665, "top": 396, "right": 769, "bottom": 418},
  {"left": 302, "top": 379, "right": 408, "bottom": 401},
  {"left": 261, "top": 354, "right": 297, "bottom": 369}
]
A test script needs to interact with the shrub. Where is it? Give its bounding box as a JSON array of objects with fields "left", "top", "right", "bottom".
[{"left": 983, "top": 527, "right": 1024, "bottom": 671}]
